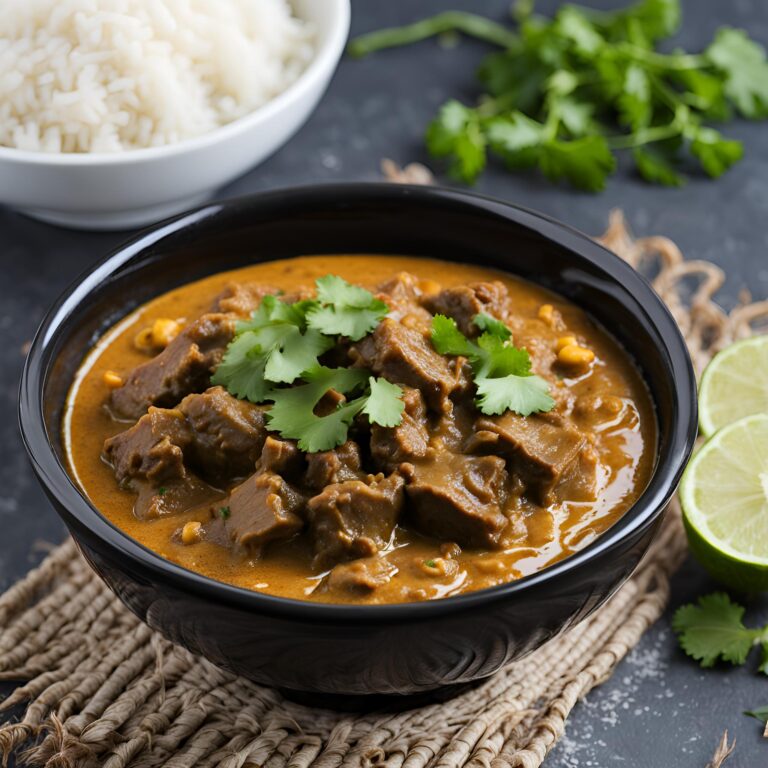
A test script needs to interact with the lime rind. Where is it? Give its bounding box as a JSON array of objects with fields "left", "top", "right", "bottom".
[
  {"left": 681, "top": 413, "right": 768, "bottom": 569},
  {"left": 699, "top": 335, "right": 768, "bottom": 438}
]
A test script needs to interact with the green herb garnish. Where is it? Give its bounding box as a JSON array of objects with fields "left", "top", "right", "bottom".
[
  {"left": 672, "top": 592, "right": 768, "bottom": 672},
  {"left": 744, "top": 705, "right": 768, "bottom": 724},
  {"left": 266, "top": 367, "right": 405, "bottom": 453},
  {"left": 349, "top": 0, "right": 768, "bottom": 189},
  {"left": 424, "top": 559, "right": 438, "bottom": 568},
  {"left": 305, "top": 275, "right": 389, "bottom": 341},
  {"left": 431, "top": 313, "right": 554, "bottom": 416},
  {"left": 219, "top": 506, "right": 231, "bottom": 519},
  {"left": 212, "top": 276, "right": 405, "bottom": 452},
  {"left": 157, "top": 486, "right": 167, "bottom": 496}
]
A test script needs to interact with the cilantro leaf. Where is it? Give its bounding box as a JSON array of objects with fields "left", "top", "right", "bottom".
[
  {"left": 538, "top": 136, "right": 616, "bottom": 192},
  {"left": 476, "top": 374, "right": 555, "bottom": 416},
  {"left": 265, "top": 366, "right": 369, "bottom": 452},
  {"left": 430, "top": 314, "right": 554, "bottom": 417},
  {"left": 486, "top": 112, "right": 542, "bottom": 169},
  {"left": 602, "top": 0, "right": 680, "bottom": 43},
  {"left": 306, "top": 275, "right": 389, "bottom": 341},
  {"left": 362, "top": 377, "right": 405, "bottom": 427},
  {"left": 672, "top": 592, "right": 763, "bottom": 668},
  {"left": 618, "top": 64, "right": 652, "bottom": 131},
  {"left": 474, "top": 312, "right": 512, "bottom": 340},
  {"left": 633, "top": 147, "right": 685, "bottom": 187},
  {"left": 263, "top": 328, "right": 332, "bottom": 384},
  {"left": 744, "top": 705, "right": 768, "bottom": 723},
  {"left": 706, "top": 27, "right": 768, "bottom": 118},
  {"left": 555, "top": 6, "right": 603, "bottom": 57},
  {"left": 689, "top": 127, "right": 743, "bottom": 178},
  {"left": 426, "top": 100, "right": 486, "bottom": 183},
  {"left": 431, "top": 314, "right": 476, "bottom": 357},
  {"left": 211, "top": 331, "right": 271, "bottom": 402}
]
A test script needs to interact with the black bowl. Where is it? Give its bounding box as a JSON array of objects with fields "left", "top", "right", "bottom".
[{"left": 19, "top": 184, "right": 697, "bottom": 697}]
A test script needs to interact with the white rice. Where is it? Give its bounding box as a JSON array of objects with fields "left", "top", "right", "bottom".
[{"left": 0, "top": 0, "right": 314, "bottom": 153}]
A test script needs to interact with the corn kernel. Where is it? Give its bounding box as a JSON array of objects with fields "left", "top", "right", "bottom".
[
  {"left": 557, "top": 344, "right": 595, "bottom": 366},
  {"left": 151, "top": 318, "right": 181, "bottom": 348},
  {"left": 134, "top": 327, "right": 154, "bottom": 352},
  {"left": 555, "top": 335, "right": 577, "bottom": 352},
  {"left": 538, "top": 304, "right": 554, "bottom": 322},
  {"left": 419, "top": 279, "right": 442, "bottom": 297},
  {"left": 102, "top": 370, "right": 123, "bottom": 388},
  {"left": 181, "top": 521, "right": 202, "bottom": 545}
]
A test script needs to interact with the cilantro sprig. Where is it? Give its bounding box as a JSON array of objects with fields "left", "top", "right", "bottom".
[
  {"left": 212, "top": 276, "right": 404, "bottom": 452},
  {"left": 266, "top": 367, "right": 404, "bottom": 452},
  {"left": 431, "top": 312, "right": 555, "bottom": 417},
  {"left": 349, "top": 0, "right": 768, "bottom": 189},
  {"left": 672, "top": 592, "right": 768, "bottom": 672}
]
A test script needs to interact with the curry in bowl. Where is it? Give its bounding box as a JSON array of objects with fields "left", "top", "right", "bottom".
[{"left": 65, "top": 255, "right": 655, "bottom": 604}]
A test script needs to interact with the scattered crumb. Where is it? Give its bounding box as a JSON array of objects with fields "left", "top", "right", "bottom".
[
  {"left": 706, "top": 731, "right": 734, "bottom": 768},
  {"left": 380, "top": 158, "right": 435, "bottom": 185}
]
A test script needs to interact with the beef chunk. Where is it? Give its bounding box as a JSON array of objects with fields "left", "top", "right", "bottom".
[
  {"left": 305, "top": 441, "right": 363, "bottom": 490},
  {"left": 423, "top": 281, "right": 509, "bottom": 336},
  {"left": 471, "top": 413, "right": 597, "bottom": 504},
  {"left": 178, "top": 386, "right": 267, "bottom": 483},
  {"left": 350, "top": 318, "right": 466, "bottom": 411},
  {"left": 110, "top": 313, "right": 235, "bottom": 420},
  {"left": 318, "top": 557, "right": 398, "bottom": 596},
  {"left": 308, "top": 472, "right": 405, "bottom": 568},
  {"left": 376, "top": 272, "right": 433, "bottom": 331},
  {"left": 104, "top": 407, "right": 190, "bottom": 486},
  {"left": 218, "top": 470, "right": 305, "bottom": 553},
  {"left": 370, "top": 387, "right": 429, "bottom": 470},
  {"left": 212, "top": 282, "right": 278, "bottom": 316},
  {"left": 402, "top": 454, "right": 509, "bottom": 548},
  {"left": 103, "top": 407, "right": 214, "bottom": 519},
  {"left": 258, "top": 436, "right": 305, "bottom": 481}
]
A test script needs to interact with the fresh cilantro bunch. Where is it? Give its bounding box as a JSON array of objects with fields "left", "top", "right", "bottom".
[
  {"left": 431, "top": 312, "right": 555, "bottom": 416},
  {"left": 349, "top": 0, "right": 768, "bottom": 190},
  {"left": 672, "top": 592, "right": 768, "bottom": 672},
  {"left": 212, "top": 276, "right": 403, "bottom": 452}
]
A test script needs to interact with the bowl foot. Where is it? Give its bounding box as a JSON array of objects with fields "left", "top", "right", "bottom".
[{"left": 278, "top": 677, "right": 488, "bottom": 713}]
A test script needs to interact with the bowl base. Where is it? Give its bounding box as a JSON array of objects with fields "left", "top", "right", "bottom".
[
  {"left": 15, "top": 192, "right": 214, "bottom": 231},
  {"left": 278, "top": 676, "right": 488, "bottom": 713}
]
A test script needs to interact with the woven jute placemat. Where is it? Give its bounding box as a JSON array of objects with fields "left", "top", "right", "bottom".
[{"left": 2, "top": 208, "right": 765, "bottom": 768}]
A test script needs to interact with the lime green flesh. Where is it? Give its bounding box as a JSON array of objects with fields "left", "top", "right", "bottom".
[
  {"left": 681, "top": 414, "right": 768, "bottom": 592},
  {"left": 699, "top": 335, "right": 768, "bottom": 438}
]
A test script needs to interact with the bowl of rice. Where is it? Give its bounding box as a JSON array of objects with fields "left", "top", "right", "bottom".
[{"left": 0, "top": 0, "right": 350, "bottom": 230}]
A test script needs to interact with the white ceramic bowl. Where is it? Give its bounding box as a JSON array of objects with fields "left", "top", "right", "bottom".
[{"left": 0, "top": 0, "right": 350, "bottom": 230}]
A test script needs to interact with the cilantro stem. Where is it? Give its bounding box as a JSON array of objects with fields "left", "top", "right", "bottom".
[
  {"left": 606, "top": 123, "right": 682, "bottom": 149},
  {"left": 347, "top": 12, "right": 517, "bottom": 58},
  {"left": 619, "top": 43, "right": 709, "bottom": 71}
]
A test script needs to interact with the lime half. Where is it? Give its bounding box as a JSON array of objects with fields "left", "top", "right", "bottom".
[
  {"left": 681, "top": 413, "right": 768, "bottom": 592},
  {"left": 699, "top": 335, "right": 768, "bottom": 438}
]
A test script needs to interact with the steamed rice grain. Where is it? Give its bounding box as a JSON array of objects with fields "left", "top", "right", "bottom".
[{"left": 0, "top": 0, "right": 314, "bottom": 153}]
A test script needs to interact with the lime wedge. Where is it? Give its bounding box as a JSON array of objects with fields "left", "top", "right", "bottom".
[
  {"left": 699, "top": 336, "right": 768, "bottom": 438},
  {"left": 680, "top": 413, "right": 768, "bottom": 592}
]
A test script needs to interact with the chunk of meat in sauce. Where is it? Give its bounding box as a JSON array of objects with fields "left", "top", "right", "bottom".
[
  {"left": 214, "top": 469, "right": 306, "bottom": 554},
  {"left": 470, "top": 413, "right": 598, "bottom": 504},
  {"left": 212, "top": 281, "right": 279, "bottom": 316},
  {"left": 402, "top": 454, "right": 509, "bottom": 548},
  {"left": 370, "top": 387, "right": 429, "bottom": 471},
  {"left": 317, "top": 556, "right": 398, "bottom": 596},
  {"left": 376, "top": 272, "right": 434, "bottom": 332},
  {"left": 103, "top": 407, "right": 214, "bottom": 519},
  {"left": 422, "top": 281, "right": 509, "bottom": 336},
  {"left": 350, "top": 318, "right": 466, "bottom": 412},
  {"left": 178, "top": 386, "right": 268, "bottom": 483},
  {"left": 259, "top": 436, "right": 305, "bottom": 481},
  {"left": 110, "top": 313, "right": 235, "bottom": 421},
  {"left": 308, "top": 472, "right": 405, "bottom": 568},
  {"left": 305, "top": 441, "right": 363, "bottom": 489}
]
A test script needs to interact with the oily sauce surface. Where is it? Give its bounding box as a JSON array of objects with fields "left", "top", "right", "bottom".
[{"left": 65, "top": 256, "right": 656, "bottom": 603}]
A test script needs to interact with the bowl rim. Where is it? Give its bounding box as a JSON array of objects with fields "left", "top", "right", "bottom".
[
  {"left": 0, "top": 0, "right": 351, "bottom": 167},
  {"left": 19, "top": 183, "right": 698, "bottom": 623}
]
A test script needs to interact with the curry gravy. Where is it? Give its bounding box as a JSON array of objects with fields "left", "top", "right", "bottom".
[{"left": 65, "top": 255, "right": 656, "bottom": 603}]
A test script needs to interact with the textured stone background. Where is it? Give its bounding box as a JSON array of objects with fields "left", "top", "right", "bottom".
[{"left": 2, "top": 1, "right": 767, "bottom": 764}]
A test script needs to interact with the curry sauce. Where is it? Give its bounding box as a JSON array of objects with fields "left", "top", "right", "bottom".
[{"left": 64, "top": 255, "right": 656, "bottom": 604}]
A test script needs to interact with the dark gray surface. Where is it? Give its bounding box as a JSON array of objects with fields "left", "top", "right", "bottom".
[{"left": 2, "top": 1, "right": 768, "bottom": 765}]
